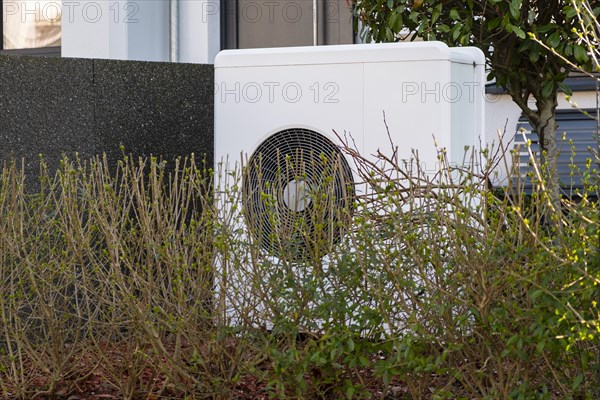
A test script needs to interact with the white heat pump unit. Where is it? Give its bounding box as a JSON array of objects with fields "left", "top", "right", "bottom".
[{"left": 214, "top": 42, "right": 485, "bottom": 322}]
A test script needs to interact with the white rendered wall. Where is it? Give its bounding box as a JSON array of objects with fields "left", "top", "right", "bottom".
[
  {"left": 61, "top": 0, "right": 220, "bottom": 63},
  {"left": 485, "top": 91, "right": 598, "bottom": 185}
]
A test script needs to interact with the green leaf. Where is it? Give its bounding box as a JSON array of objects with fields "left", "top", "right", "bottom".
[
  {"left": 358, "top": 356, "right": 369, "bottom": 367},
  {"left": 512, "top": 26, "right": 526, "bottom": 39},
  {"left": 437, "top": 24, "right": 451, "bottom": 33},
  {"left": 572, "top": 374, "right": 584, "bottom": 390},
  {"left": 530, "top": 289, "right": 543, "bottom": 300},
  {"left": 536, "top": 340, "right": 546, "bottom": 353},
  {"left": 563, "top": 5, "right": 577, "bottom": 19},
  {"left": 558, "top": 82, "right": 573, "bottom": 96},
  {"left": 509, "top": 0, "right": 521, "bottom": 18},
  {"left": 347, "top": 338, "right": 355, "bottom": 352},
  {"left": 432, "top": 3, "right": 442, "bottom": 24},
  {"left": 547, "top": 31, "right": 560, "bottom": 48},
  {"left": 541, "top": 80, "right": 554, "bottom": 99},
  {"left": 394, "top": 13, "right": 404, "bottom": 31},
  {"left": 388, "top": 12, "right": 403, "bottom": 31},
  {"left": 417, "top": 19, "right": 427, "bottom": 35},
  {"left": 452, "top": 23, "right": 463, "bottom": 40},
  {"left": 330, "top": 348, "right": 338, "bottom": 361},
  {"left": 535, "top": 23, "right": 556, "bottom": 34},
  {"left": 387, "top": 0, "right": 393, "bottom": 9},
  {"left": 346, "top": 385, "right": 355, "bottom": 400},
  {"left": 529, "top": 44, "right": 541, "bottom": 63},
  {"left": 487, "top": 17, "right": 501, "bottom": 30},
  {"left": 408, "top": 10, "right": 419, "bottom": 23},
  {"left": 564, "top": 44, "right": 573, "bottom": 56},
  {"left": 518, "top": 39, "right": 531, "bottom": 52},
  {"left": 449, "top": 8, "right": 460, "bottom": 20},
  {"left": 385, "top": 26, "right": 394, "bottom": 41},
  {"left": 574, "top": 45, "right": 589, "bottom": 63}
]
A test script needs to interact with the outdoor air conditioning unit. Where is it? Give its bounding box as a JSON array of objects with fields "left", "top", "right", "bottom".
[{"left": 214, "top": 42, "right": 485, "bottom": 323}]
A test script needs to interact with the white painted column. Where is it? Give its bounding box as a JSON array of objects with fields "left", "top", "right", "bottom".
[
  {"left": 62, "top": 0, "right": 170, "bottom": 62},
  {"left": 179, "top": 0, "right": 221, "bottom": 64}
]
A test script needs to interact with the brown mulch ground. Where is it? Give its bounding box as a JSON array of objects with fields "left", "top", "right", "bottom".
[{"left": 1, "top": 339, "right": 446, "bottom": 399}]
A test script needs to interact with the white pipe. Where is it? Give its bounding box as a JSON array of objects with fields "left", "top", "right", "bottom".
[
  {"left": 313, "top": 0, "right": 318, "bottom": 46},
  {"left": 170, "top": 0, "right": 179, "bottom": 62}
]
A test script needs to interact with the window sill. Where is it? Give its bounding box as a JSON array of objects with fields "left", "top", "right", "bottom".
[{"left": 0, "top": 47, "right": 61, "bottom": 57}]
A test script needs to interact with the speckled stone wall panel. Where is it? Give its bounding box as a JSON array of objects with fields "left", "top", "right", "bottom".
[
  {"left": 92, "top": 59, "right": 214, "bottom": 167},
  {"left": 0, "top": 55, "right": 214, "bottom": 189},
  {"left": 0, "top": 55, "right": 96, "bottom": 184}
]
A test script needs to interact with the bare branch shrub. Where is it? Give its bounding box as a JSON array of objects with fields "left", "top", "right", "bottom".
[{"left": 0, "top": 133, "right": 597, "bottom": 399}]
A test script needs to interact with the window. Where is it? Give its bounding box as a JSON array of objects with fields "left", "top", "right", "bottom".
[
  {"left": 1, "top": 0, "right": 61, "bottom": 54},
  {"left": 221, "top": 0, "right": 354, "bottom": 50}
]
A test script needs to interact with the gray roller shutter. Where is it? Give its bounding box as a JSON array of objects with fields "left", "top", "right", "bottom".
[{"left": 513, "top": 109, "right": 599, "bottom": 195}]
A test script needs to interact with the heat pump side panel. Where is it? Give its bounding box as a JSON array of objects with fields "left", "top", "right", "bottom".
[{"left": 449, "top": 49, "right": 486, "bottom": 166}]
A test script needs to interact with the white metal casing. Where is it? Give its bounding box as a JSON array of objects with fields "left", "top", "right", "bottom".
[
  {"left": 214, "top": 42, "right": 486, "bottom": 326},
  {"left": 215, "top": 42, "right": 485, "bottom": 176}
]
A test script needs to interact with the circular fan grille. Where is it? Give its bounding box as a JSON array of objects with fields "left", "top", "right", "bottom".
[{"left": 242, "top": 128, "right": 355, "bottom": 260}]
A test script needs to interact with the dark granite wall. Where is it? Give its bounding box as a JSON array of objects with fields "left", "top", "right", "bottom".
[{"left": 0, "top": 55, "right": 214, "bottom": 188}]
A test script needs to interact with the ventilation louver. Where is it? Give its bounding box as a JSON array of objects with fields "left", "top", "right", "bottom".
[{"left": 242, "top": 128, "right": 355, "bottom": 261}]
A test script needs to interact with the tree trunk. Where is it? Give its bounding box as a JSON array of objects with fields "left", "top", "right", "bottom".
[{"left": 531, "top": 96, "right": 562, "bottom": 229}]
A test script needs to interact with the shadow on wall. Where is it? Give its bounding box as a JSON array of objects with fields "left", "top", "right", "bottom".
[{"left": 0, "top": 55, "right": 214, "bottom": 190}]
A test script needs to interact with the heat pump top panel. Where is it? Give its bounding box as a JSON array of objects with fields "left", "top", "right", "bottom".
[
  {"left": 215, "top": 41, "right": 485, "bottom": 176},
  {"left": 214, "top": 42, "right": 485, "bottom": 67}
]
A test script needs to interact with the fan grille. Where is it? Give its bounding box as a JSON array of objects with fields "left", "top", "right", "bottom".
[{"left": 242, "top": 128, "right": 355, "bottom": 260}]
